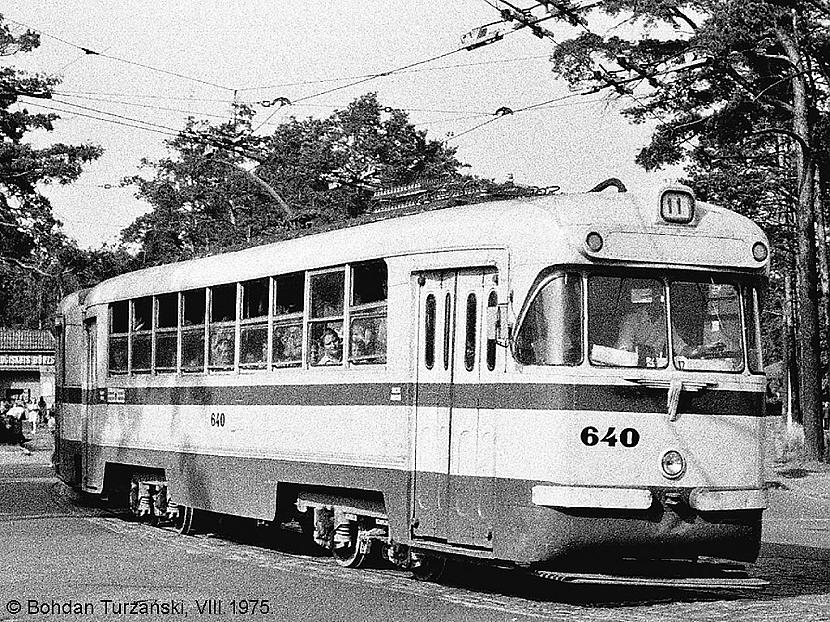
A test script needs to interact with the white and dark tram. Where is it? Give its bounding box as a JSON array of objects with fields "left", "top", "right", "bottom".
[{"left": 54, "top": 182, "right": 771, "bottom": 588}]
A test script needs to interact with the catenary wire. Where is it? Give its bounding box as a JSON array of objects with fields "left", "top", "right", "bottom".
[
  {"left": 4, "top": 16, "right": 235, "bottom": 92},
  {"left": 251, "top": 47, "right": 472, "bottom": 133}
]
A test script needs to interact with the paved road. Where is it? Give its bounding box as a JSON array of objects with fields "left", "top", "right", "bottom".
[{"left": 0, "top": 446, "right": 828, "bottom": 621}]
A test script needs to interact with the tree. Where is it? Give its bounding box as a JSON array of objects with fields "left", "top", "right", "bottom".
[
  {"left": 535, "top": 0, "right": 829, "bottom": 461},
  {"left": 122, "top": 93, "right": 467, "bottom": 265},
  {"left": 0, "top": 14, "right": 103, "bottom": 327}
]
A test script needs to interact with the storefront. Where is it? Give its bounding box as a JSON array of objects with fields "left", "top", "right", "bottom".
[{"left": 0, "top": 329, "right": 55, "bottom": 407}]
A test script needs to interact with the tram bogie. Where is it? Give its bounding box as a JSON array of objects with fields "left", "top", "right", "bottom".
[{"left": 54, "top": 184, "right": 771, "bottom": 588}]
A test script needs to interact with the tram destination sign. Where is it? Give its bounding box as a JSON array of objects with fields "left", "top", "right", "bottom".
[{"left": 0, "top": 353, "right": 54, "bottom": 368}]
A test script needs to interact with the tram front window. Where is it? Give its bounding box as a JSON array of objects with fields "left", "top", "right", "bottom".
[
  {"left": 587, "top": 275, "right": 745, "bottom": 371},
  {"left": 515, "top": 272, "right": 582, "bottom": 366},
  {"left": 670, "top": 281, "right": 744, "bottom": 372},
  {"left": 589, "top": 276, "right": 669, "bottom": 368}
]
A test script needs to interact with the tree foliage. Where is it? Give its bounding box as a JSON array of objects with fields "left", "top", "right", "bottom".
[
  {"left": 122, "top": 93, "right": 467, "bottom": 265},
  {"left": 0, "top": 14, "right": 105, "bottom": 328}
]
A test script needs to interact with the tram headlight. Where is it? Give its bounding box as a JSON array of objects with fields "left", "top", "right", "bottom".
[
  {"left": 586, "top": 231, "right": 604, "bottom": 252},
  {"left": 752, "top": 242, "right": 768, "bottom": 262},
  {"left": 661, "top": 450, "right": 686, "bottom": 479}
]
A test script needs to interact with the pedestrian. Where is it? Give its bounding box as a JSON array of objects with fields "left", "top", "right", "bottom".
[
  {"left": 47, "top": 406, "right": 56, "bottom": 467},
  {"left": 26, "top": 397, "right": 40, "bottom": 434},
  {"left": 7, "top": 399, "right": 31, "bottom": 454},
  {"left": 37, "top": 396, "right": 47, "bottom": 426}
]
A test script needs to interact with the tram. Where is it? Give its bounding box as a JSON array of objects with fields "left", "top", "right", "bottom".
[{"left": 54, "top": 181, "right": 770, "bottom": 588}]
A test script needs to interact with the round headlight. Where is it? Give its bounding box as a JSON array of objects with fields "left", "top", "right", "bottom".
[
  {"left": 661, "top": 450, "right": 686, "bottom": 479},
  {"left": 586, "top": 231, "right": 604, "bottom": 252},
  {"left": 752, "top": 242, "right": 768, "bottom": 262}
]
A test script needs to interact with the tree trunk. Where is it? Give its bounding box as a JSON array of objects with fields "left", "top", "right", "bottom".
[
  {"left": 778, "top": 25, "right": 825, "bottom": 461},
  {"left": 783, "top": 259, "right": 801, "bottom": 425},
  {"left": 816, "top": 167, "right": 830, "bottom": 423}
]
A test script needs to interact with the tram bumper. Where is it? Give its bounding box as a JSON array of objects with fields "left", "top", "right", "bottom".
[{"left": 503, "top": 484, "right": 764, "bottom": 566}]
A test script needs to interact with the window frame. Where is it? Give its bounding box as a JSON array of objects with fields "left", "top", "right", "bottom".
[
  {"left": 239, "top": 277, "right": 270, "bottom": 371},
  {"left": 306, "top": 266, "right": 347, "bottom": 368},
  {"left": 154, "top": 292, "right": 180, "bottom": 374},
  {"left": 348, "top": 260, "right": 388, "bottom": 366},
  {"left": 272, "top": 271, "right": 305, "bottom": 369}
]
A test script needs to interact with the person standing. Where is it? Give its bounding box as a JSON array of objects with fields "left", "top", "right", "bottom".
[{"left": 26, "top": 398, "right": 40, "bottom": 434}]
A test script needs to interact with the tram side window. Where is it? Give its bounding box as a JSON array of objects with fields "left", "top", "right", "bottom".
[
  {"left": 486, "top": 291, "right": 498, "bottom": 371},
  {"left": 464, "top": 293, "right": 477, "bottom": 371},
  {"left": 443, "top": 293, "right": 451, "bottom": 370},
  {"left": 272, "top": 272, "right": 304, "bottom": 368},
  {"left": 309, "top": 270, "right": 344, "bottom": 366},
  {"left": 240, "top": 278, "right": 269, "bottom": 369},
  {"left": 516, "top": 273, "right": 582, "bottom": 366},
  {"left": 349, "top": 260, "right": 387, "bottom": 364},
  {"left": 182, "top": 288, "right": 206, "bottom": 372},
  {"left": 209, "top": 283, "right": 237, "bottom": 371},
  {"left": 743, "top": 285, "right": 763, "bottom": 374},
  {"left": 109, "top": 300, "right": 129, "bottom": 374},
  {"left": 131, "top": 296, "right": 152, "bottom": 372},
  {"left": 155, "top": 293, "right": 178, "bottom": 372},
  {"left": 424, "top": 294, "right": 436, "bottom": 369}
]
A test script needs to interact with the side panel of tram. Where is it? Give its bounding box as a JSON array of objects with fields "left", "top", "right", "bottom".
[{"left": 55, "top": 251, "right": 512, "bottom": 551}]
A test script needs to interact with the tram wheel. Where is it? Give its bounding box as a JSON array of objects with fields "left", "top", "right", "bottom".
[
  {"left": 177, "top": 505, "right": 195, "bottom": 535},
  {"left": 411, "top": 552, "right": 447, "bottom": 582},
  {"left": 331, "top": 522, "right": 368, "bottom": 568}
]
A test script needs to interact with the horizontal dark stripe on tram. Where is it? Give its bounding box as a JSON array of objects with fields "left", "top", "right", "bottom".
[{"left": 56, "top": 383, "right": 764, "bottom": 416}]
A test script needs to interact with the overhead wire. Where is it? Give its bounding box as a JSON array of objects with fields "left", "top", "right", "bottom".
[
  {"left": 4, "top": 16, "right": 235, "bottom": 92},
  {"left": 251, "top": 46, "right": 473, "bottom": 133},
  {"left": 54, "top": 90, "right": 494, "bottom": 122},
  {"left": 236, "top": 54, "right": 551, "bottom": 91},
  {"left": 21, "top": 98, "right": 188, "bottom": 141},
  {"left": 444, "top": 88, "right": 603, "bottom": 142}
]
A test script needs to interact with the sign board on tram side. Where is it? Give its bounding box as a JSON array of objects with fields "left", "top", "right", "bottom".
[
  {"left": 97, "top": 388, "right": 126, "bottom": 404},
  {"left": 0, "top": 353, "right": 55, "bottom": 367}
]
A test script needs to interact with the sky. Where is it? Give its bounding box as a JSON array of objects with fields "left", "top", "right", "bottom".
[{"left": 3, "top": 1, "right": 683, "bottom": 249}]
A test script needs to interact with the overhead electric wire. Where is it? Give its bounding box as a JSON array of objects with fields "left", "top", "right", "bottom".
[
  {"left": 237, "top": 54, "right": 551, "bottom": 91},
  {"left": 23, "top": 101, "right": 181, "bottom": 139},
  {"left": 55, "top": 93, "right": 246, "bottom": 124},
  {"left": 251, "top": 45, "right": 473, "bottom": 132},
  {"left": 56, "top": 90, "right": 493, "bottom": 121},
  {"left": 54, "top": 90, "right": 235, "bottom": 103},
  {"left": 5, "top": 16, "right": 235, "bottom": 92},
  {"left": 49, "top": 96, "right": 197, "bottom": 136},
  {"left": 444, "top": 88, "right": 602, "bottom": 142}
]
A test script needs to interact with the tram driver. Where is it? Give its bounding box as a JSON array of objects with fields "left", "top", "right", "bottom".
[{"left": 613, "top": 285, "right": 681, "bottom": 366}]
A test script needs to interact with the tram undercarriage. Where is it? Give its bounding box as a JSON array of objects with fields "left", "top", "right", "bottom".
[{"left": 93, "top": 462, "right": 767, "bottom": 591}]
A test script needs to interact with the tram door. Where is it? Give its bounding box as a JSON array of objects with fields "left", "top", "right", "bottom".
[
  {"left": 413, "top": 269, "right": 496, "bottom": 548},
  {"left": 82, "top": 318, "right": 97, "bottom": 488}
]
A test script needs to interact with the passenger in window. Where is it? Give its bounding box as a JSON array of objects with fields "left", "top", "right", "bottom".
[
  {"left": 316, "top": 328, "right": 342, "bottom": 365},
  {"left": 210, "top": 334, "right": 234, "bottom": 367},
  {"left": 350, "top": 330, "right": 367, "bottom": 359}
]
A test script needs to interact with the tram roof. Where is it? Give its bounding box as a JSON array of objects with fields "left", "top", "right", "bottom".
[{"left": 84, "top": 189, "right": 768, "bottom": 306}]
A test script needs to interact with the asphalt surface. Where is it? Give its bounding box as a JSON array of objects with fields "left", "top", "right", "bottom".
[{"left": 0, "top": 429, "right": 827, "bottom": 621}]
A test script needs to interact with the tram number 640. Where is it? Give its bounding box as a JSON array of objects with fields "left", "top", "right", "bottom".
[
  {"left": 210, "top": 412, "right": 226, "bottom": 427},
  {"left": 580, "top": 426, "right": 639, "bottom": 448}
]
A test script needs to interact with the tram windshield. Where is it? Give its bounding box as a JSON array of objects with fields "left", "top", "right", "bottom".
[
  {"left": 516, "top": 271, "right": 761, "bottom": 372},
  {"left": 588, "top": 276, "right": 746, "bottom": 371}
]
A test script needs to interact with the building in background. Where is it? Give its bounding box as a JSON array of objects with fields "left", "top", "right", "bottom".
[{"left": 0, "top": 329, "right": 55, "bottom": 407}]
